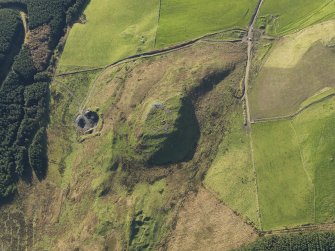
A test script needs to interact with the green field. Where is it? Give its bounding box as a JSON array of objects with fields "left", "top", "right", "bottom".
[
  {"left": 257, "top": 0, "right": 335, "bottom": 36},
  {"left": 252, "top": 120, "right": 314, "bottom": 230},
  {"left": 250, "top": 21, "right": 335, "bottom": 119},
  {"left": 156, "top": 0, "right": 258, "bottom": 47},
  {"left": 59, "top": 0, "right": 159, "bottom": 68},
  {"left": 292, "top": 97, "right": 335, "bottom": 223},
  {"left": 252, "top": 97, "right": 335, "bottom": 230},
  {"left": 59, "top": 0, "right": 258, "bottom": 68},
  {"left": 204, "top": 107, "right": 259, "bottom": 227}
]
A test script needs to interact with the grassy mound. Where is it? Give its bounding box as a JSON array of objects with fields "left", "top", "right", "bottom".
[
  {"left": 5, "top": 42, "right": 247, "bottom": 250},
  {"left": 113, "top": 95, "right": 199, "bottom": 166}
]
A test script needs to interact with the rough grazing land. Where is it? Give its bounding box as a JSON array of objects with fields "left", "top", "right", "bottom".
[
  {"left": 3, "top": 42, "right": 249, "bottom": 250},
  {"left": 168, "top": 188, "right": 257, "bottom": 251},
  {"left": 252, "top": 97, "right": 335, "bottom": 230}
]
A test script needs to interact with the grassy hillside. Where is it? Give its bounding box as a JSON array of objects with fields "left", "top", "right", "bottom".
[
  {"left": 51, "top": 42, "right": 247, "bottom": 250},
  {"left": 257, "top": 0, "right": 335, "bottom": 36},
  {"left": 1, "top": 42, "right": 250, "bottom": 250},
  {"left": 204, "top": 106, "right": 259, "bottom": 228},
  {"left": 59, "top": 0, "right": 160, "bottom": 68},
  {"left": 156, "top": 0, "right": 258, "bottom": 47},
  {"left": 2, "top": 0, "right": 335, "bottom": 248},
  {"left": 293, "top": 97, "right": 335, "bottom": 223}
]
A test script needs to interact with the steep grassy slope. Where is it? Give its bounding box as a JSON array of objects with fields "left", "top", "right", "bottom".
[
  {"left": 257, "top": 0, "right": 335, "bottom": 36},
  {"left": 51, "top": 42, "right": 247, "bottom": 250},
  {"left": 156, "top": 0, "right": 258, "bottom": 47}
]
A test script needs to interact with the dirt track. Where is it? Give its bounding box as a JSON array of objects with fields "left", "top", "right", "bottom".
[{"left": 242, "top": 0, "right": 264, "bottom": 128}]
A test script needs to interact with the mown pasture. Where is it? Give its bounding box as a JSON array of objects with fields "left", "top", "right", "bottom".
[
  {"left": 250, "top": 21, "right": 335, "bottom": 120},
  {"left": 257, "top": 0, "right": 335, "bottom": 36},
  {"left": 252, "top": 96, "right": 335, "bottom": 230},
  {"left": 59, "top": 0, "right": 160, "bottom": 68},
  {"left": 156, "top": 0, "right": 258, "bottom": 47}
]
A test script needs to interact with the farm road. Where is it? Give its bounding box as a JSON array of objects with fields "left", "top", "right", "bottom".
[
  {"left": 242, "top": 0, "right": 264, "bottom": 128},
  {"left": 241, "top": 0, "right": 264, "bottom": 230}
]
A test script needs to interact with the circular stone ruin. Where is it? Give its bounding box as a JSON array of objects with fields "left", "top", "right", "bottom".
[{"left": 75, "top": 110, "right": 99, "bottom": 133}]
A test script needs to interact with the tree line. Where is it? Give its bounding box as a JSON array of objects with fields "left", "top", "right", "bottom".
[
  {"left": 0, "top": 9, "right": 23, "bottom": 83},
  {"left": 0, "top": 0, "right": 89, "bottom": 200},
  {"left": 239, "top": 232, "right": 335, "bottom": 250}
]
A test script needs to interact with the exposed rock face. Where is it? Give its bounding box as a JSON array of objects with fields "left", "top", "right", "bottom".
[{"left": 75, "top": 110, "right": 99, "bottom": 133}]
